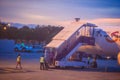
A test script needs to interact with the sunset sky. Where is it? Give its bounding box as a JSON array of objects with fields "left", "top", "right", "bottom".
[{"left": 0, "top": 0, "right": 120, "bottom": 31}]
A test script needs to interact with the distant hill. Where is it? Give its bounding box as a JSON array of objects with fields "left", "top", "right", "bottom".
[{"left": 10, "top": 23, "right": 37, "bottom": 28}]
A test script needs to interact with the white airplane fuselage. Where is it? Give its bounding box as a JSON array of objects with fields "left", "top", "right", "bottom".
[
  {"left": 79, "top": 29, "right": 120, "bottom": 57},
  {"left": 94, "top": 29, "right": 120, "bottom": 56}
]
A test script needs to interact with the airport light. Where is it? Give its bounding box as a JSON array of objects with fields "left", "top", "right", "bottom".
[
  {"left": 106, "top": 56, "right": 111, "bottom": 60},
  {"left": 3, "top": 27, "right": 7, "bottom": 30},
  {"left": 7, "top": 23, "right": 11, "bottom": 27}
]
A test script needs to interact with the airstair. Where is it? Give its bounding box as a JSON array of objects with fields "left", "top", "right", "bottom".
[{"left": 45, "top": 22, "right": 97, "bottom": 68}]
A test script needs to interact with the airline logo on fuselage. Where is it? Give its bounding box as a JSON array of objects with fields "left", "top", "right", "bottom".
[{"left": 105, "top": 31, "right": 120, "bottom": 43}]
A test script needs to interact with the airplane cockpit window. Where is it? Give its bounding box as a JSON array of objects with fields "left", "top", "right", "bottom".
[
  {"left": 100, "top": 34, "right": 102, "bottom": 37},
  {"left": 96, "top": 31, "right": 102, "bottom": 37},
  {"left": 96, "top": 31, "right": 100, "bottom": 36},
  {"left": 104, "top": 35, "right": 108, "bottom": 37}
]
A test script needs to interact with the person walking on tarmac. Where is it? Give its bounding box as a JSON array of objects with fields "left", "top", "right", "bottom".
[
  {"left": 40, "top": 55, "right": 45, "bottom": 70},
  {"left": 16, "top": 54, "right": 22, "bottom": 69}
]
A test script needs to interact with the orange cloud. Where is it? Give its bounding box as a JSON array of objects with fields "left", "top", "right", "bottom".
[
  {"left": 89, "top": 18, "right": 120, "bottom": 32},
  {"left": 58, "top": 18, "right": 120, "bottom": 31},
  {"left": 88, "top": 18, "right": 120, "bottom": 25}
]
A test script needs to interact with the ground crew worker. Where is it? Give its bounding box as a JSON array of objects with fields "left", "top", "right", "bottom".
[
  {"left": 87, "top": 56, "right": 90, "bottom": 65},
  {"left": 87, "top": 56, "right": 90, "bottom": 68},
  {"left": 91, "top": 58, "right": 97, "bottom": 68},
  {"left": 40, "top": 55, "right": 45, "bottom": 70},
  {"left": 16, "top": 54, "right": 22, "bottom": 69}
]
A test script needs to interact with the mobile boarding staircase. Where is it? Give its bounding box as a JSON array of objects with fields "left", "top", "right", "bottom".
[{"left": 45, "top": 23, "right": 97, "bottom": 68}]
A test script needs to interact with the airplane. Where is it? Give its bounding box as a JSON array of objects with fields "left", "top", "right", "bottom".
[
  {"left": 78, "top": 27, "right": 120, "bottom": 64},
  {"left": 78, "top": 28, "right": 120, "bottom": 56}
]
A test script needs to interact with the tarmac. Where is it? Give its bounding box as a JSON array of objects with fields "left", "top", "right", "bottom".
[{"left": 0, "top": 52, "right": 120, "bottom": 80}]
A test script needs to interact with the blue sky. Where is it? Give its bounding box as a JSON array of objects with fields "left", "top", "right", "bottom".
[{"left": 0, "top": 0, "right": 120, "bottom": 28}]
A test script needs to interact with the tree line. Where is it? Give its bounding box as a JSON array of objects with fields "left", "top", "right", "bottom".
[{"left": 0, "top": 22, "right": 64, "bottom": 43}]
